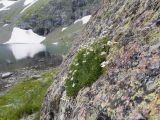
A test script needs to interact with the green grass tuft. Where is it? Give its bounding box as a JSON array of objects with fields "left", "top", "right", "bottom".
[{"left": 65, "top": 37, "right": 110, "bottom": 97}]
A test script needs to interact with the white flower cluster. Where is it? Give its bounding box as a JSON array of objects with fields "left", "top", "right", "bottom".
[
  {"left": 72, "top": 83, "right": 75, "bottom": 88},
  {"left": 83, "top": 49, "right": 92, "bottom": 57},
  {"left": 84, "top": 45, "right": 96, "bottom": 56},
  {"left": 101, "top": 51, "right": 106, "bottom": 56},
  {"left": 71, "top": 77, "right": 74, "bottom": 81},
  {"left": 82, "top": 60, "right": 86, "bottom": 63},
  {"left": 69, "top": 69, "right": 77, "bottom": 76},
  {"left": 80, "top": 44, "right": 88, "bottom": 50},
  {"left": 75, "top": 63, "right": 79, "bottom": 66},
  {"left": 107, "top": 41, "right": 118, "bottom": 46},
  {"left": 101, "top": 61, "right": 110, "bottom": 68},
  {"left": 73, "top": 70, "right": 77, "bottom": 75},
  {"left": 60, "top": 91, "right": 69, "bottom": 102},
  {"left": 89, "top": 48, "right": 94, "bottom": 52}
]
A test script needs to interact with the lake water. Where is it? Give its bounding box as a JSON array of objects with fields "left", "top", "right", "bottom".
[{"left": 0, "top": 43, "right": 66, "bottom": 72}]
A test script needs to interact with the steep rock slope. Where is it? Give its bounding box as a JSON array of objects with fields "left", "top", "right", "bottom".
[
  {"left": 41, "top": 0, "right": 160, "bottom": 120},
  {"left": 19, "top": 0, "right": 101, "bottom": 35}
]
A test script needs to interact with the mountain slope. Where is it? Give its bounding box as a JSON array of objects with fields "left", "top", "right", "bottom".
[
  {"left": 19, "top": 0, "right": 101, "bottom": 35},
  {"left": 41, "top": 0, "right": 160, "bottom": 120}
]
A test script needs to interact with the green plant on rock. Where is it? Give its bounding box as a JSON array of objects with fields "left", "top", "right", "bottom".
[{"left": 65, "top": 37, "right": 110, "bottom": 97}]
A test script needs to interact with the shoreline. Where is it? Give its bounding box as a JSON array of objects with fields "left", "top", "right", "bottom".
[{"left": 0, "top": 66, "right": 57, "bottom": 96}]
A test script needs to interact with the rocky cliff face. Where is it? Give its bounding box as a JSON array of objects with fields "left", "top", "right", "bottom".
[
  {"left": 19, "top": 0, "right": 101, "bottom": 35},
  {"left": 41, "top": 0, "right": 160, "bottom": 120}
]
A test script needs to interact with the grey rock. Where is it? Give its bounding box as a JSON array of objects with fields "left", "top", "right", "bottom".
[
  {"left": 31, "top": 75, "right": 41, "bottom": 79},
  {"left": 146, "top": 81, "right": 156, "bottom": 92},
  {"left": 147, "top": 62, "right": 160, "bottom": 77},
  {"left": 1, "top": 72, "right": 13, "bottom": 79},
  {"left": 96, "top": 112, "right": 111, "bottom": 120}
]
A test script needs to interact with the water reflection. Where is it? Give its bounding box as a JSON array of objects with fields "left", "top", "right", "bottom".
[
  {"left": 0, "top": 43, "right": 63, "bottom": 72},
  {"left": 9, "top": 44, "right": 46, "bottom": 60}
]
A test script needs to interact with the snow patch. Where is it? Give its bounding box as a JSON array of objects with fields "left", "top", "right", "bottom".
[
  {"left": 74, "top": 15, "right": 91, "bottom": 24},
  {"left": 24, "top": 0, "right": 37, "bottom": 6},
  {"left": 3, "top": 24, "right": 8, "bottom": 27},
  {"left": 61, "top": 27, "right": 67, "bottom": 32},
  {"left": 0, "top": 0, "right": 17, "bottom": 11},
  {"left": 21, "top": 0, "right": 38, "bottom": 13},
  {"left": 5, "top": 27, "right": 45, "bottom": 44},
  {"left": 9, "top": 44, "right": 46, "bottom": 60},
  {"left": 52, "top": 42, "right": 58, "bottom": 45}
]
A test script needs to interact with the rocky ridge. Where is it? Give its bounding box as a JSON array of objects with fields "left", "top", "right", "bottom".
[
  {"left": 41, "top": 0, "right": 160, "bottom": 120},
  {"left": 19, "top": 0, "right": 101, "bottom": 35}
]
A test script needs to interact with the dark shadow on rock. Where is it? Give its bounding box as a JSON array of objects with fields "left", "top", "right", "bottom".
[
  {"left": 34, "top": 28, "right": 50, "bottom": 36},
  {"left": 97, "top": 112, "right": 111, "bottom": 120}
]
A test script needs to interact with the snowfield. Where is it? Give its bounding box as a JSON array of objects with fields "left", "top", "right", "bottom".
[
  {"left": 23, "top": 0, "right": 38, "bottom": 6},
  {"left": 74, "top": 15, "right": 91, "bottom": 24},
  {"left": 52, "top": 42, "right": 58, "bottom": 45},
  {"left": 3, "top": 24, "right": 8, "bottom": 27},
  {"left": 21, "top": 0, "right": 38, "bottom": 13},
  {"left": 61, "top": 27, "right": 68, "bottom": 32},
  {"left": 5, "top": 27, "right": 46, "bottom": 44},
  {"left": 0, "top": 0, "right": 17, "bottom": 11}
]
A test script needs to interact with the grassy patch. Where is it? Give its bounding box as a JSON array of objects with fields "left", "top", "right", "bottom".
[
  {"left": 65, "top": 37, "right": 110, "bottom": 97},
  {"left": 0, "top": 70, "right": 56, "bottom": 120},
  {"left": 21, "top": 0, "right": 50, "bottom": 19},
  {"left": 43, "top": 22, "right": 83, "bottom": 45},
  {"left": 43, "top": 22, "right": 84, "bottom": 55}
]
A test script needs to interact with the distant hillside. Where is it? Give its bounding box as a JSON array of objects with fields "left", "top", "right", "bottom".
[
  {"left": 0, "top": 0, "right": 101, "bottom": 43},
  {"left": 16, "top": 0, "right": 100, "bottom": 35}
]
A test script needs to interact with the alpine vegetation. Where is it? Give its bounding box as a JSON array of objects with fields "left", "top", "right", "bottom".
[{"left": 65, "top": 37, "right": 110, "bottom": 96}]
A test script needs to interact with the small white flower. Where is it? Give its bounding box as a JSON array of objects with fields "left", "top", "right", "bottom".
[
  {"left": 69, "top": 70, "right": 72, "bottom": 74},
  {"left": 89, "top": 48, "right": 94, "bottom": 52},
  {"left": 82, "top": 60, "right": 86, "bottom": 63},
  {"left": 101, "top": 64, "right": 105, "bottom": 68},
  {"left": 83, "top": 54, "right": 87, "bottom": 57},
  {"left": 101, "top": 61, "right": 109, "bottom": 68},
  {"left": 72, "top": 83, "right": 75, "bottom": 87},
  {"left": 72, "top": 70, "right": 77, "bottom": 75},
  {"left": 62, "top": 76, "right": 67, "bottom": 81},
  {"left": 107, "top": 41, "right": 118, "bottom": 46},
  {"left": 81, "top": 45, "right": 87, "bottom": 49},
  {"left": 101, "top": 51, "right": 106, "bottom": 56},
  {"left": 107, "top": 41, "right": 112, "bottom": 46},
  {"left": 86, "top": 52, "right": 90, "bottom": 55},
  {"left": 71, "top": 77, "right": 74, "bottom": 81},
  {"left": 75, "top": 63, "right": 79, "bottom": 66},
  {"left": 102, "top": 30, "right": 107, "bottom": 35}
]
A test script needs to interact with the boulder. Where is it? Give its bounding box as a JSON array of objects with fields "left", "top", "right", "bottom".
[
  {"left": 31, "top": 75, "right": 41, "bottom": 79},
  {"left": 1, "top": 72, "right": 13, "bottom": 79}
]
